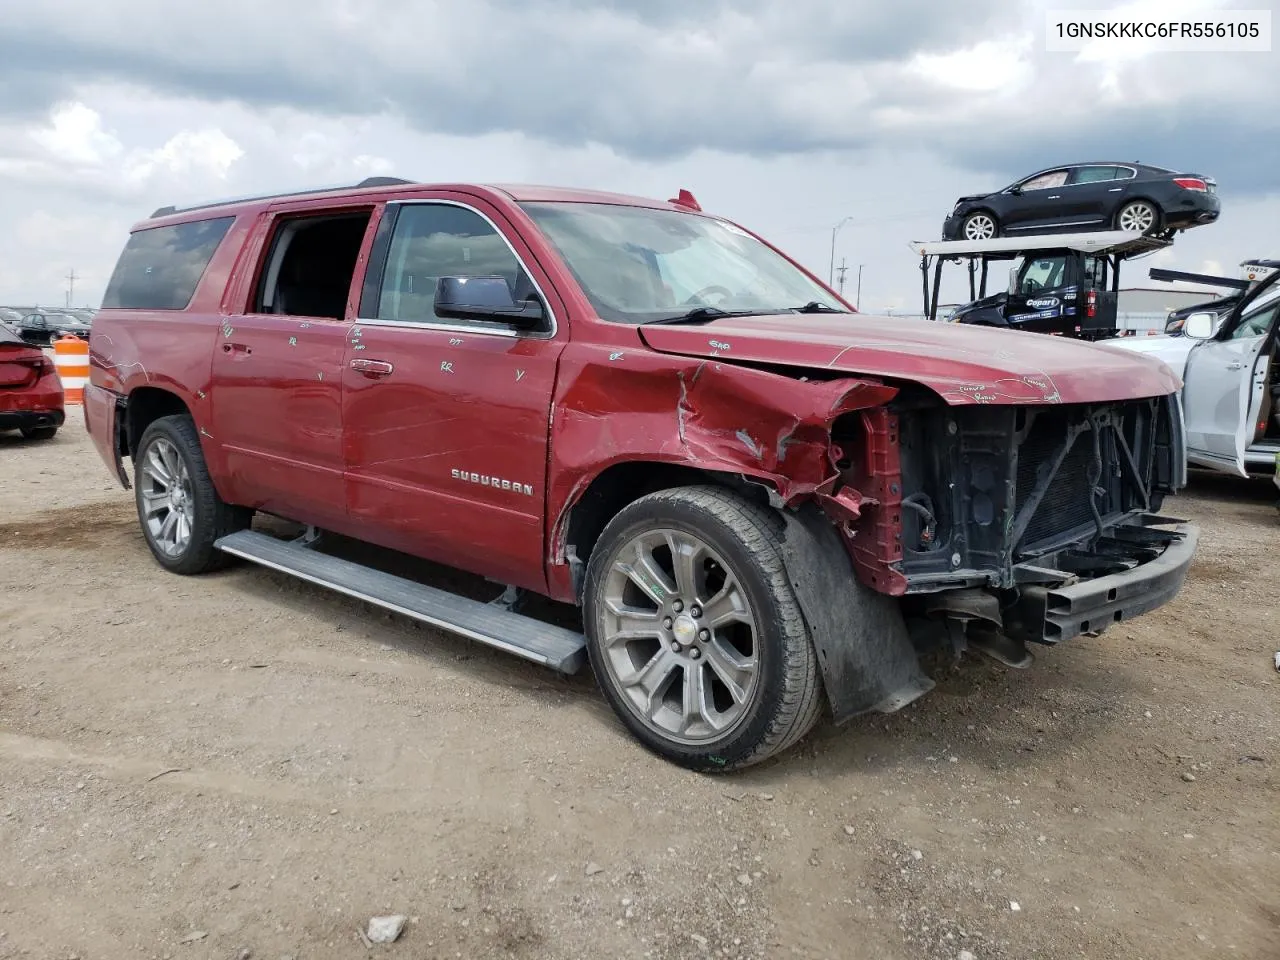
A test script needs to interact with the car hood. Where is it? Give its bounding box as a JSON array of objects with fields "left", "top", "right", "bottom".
[
  {"left": 951, "top": 292, "right": 1008, "bottom": 317},
  {"left": 1096, "top": 334, "right": 1197, "bottom": 379},
  {"left": 955, "top": 193, "right": 992, "bottom": 204},
  {"left": 637, "top": 313, "right": 1182, "bottom": 406}
]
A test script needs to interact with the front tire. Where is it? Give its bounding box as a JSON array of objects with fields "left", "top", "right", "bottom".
[
  {"left": 961, "top": 211, "right": 999, "bottom": 241},
  {"left": 20, "top": 426, "right": 57, "bottom": 441},
  {"left": 133, "top": 414, "right": 250, "bottom": 575},
  {"left": 583, "top": 486, "right": 823, "bottom": 772}
]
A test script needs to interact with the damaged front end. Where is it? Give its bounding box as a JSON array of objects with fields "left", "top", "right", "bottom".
[
  {"left": 553, "top": 346, "right": 1197, "bottom": 727},
  {"left": 849, "top": 391, "right": 1197, "bottom": 665}
]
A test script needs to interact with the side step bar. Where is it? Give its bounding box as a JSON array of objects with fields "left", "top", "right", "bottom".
[{"left": 215, "top": 530, "right": 587, "bottom": 674}]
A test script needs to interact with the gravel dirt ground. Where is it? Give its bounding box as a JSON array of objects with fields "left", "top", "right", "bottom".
[{"left": 2, "top": 407, "right": 1278, "bottom": 960}]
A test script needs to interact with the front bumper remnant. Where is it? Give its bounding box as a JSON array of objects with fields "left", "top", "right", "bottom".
[{"left": 1014, "top": 523, "right": 1198, "bottom": 644}]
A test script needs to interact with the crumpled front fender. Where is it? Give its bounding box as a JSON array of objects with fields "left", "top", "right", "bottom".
[{"left": 547, "top": 344, "right": 902, "bottom": 601}]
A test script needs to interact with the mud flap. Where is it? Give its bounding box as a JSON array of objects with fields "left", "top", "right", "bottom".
[
  {"left": 112, "top": 399, "right": 132, "bottom": 490},
  {"left": 779, "top": 505, "right": 934, "bottom": 725}
]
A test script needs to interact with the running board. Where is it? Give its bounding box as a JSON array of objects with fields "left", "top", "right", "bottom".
[{"left": 215, "top": 530, "right": 586, "bottom": 674}]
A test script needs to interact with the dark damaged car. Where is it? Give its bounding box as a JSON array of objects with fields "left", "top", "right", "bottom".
[{"left": 84, "top": 179, "right": 1197, "bottom": 771}]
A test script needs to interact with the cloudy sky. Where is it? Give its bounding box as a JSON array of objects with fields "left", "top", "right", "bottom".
[{"left": 0, "top": 0, "right": 1275, "bottom": 313}]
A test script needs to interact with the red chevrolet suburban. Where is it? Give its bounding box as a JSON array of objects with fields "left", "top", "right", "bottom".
[{"left": 86, "top": 177, "right": 1196, "bottom": 770}]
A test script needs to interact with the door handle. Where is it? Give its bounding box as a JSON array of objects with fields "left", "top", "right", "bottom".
[
  {"left": 1226, "top": 361, "right": 1244, "bottom": 370},
  {"left": 350, "top": 357, "right": 394, "bottom": 378},
  {"left": 221, "top": 342, "right": 251, "bottom": 356},
  {"left": 1047, "top": 195, "right": 1061, "bottom": 199}
]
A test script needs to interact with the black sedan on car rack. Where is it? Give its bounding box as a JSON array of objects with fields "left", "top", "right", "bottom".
[{"left": 943, "top": 162, "right": 1219, "bottom": 242}]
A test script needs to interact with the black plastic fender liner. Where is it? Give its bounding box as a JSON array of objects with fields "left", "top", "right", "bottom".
[{"left": 779, "top": 505, "right": 934, "bottom": 725}]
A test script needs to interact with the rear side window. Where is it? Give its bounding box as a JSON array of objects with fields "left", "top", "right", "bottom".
[
  {"left": 1069, "top": 166, "right": 1119, "bottom": 184},
  {"left": 102, "top": 216, "right": 235, "bottom": 310}
]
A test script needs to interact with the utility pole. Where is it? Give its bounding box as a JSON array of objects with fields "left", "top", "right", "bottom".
[
  {"left": 836, "top": 258, "right": 849, "bottom": 296},
  {"left": 65, "top": 268, "right": 78, "bottom": 307},
  {"left": 828, "top": 216, "right": 853, "bottom": 286},
  {"left": 856, "top": 264, "right": 865, "bottom": 309}
]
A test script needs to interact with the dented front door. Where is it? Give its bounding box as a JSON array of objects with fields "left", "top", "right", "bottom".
[
  {"left": 341, "top": 198, "right": 567, "bottom": 592},
  {"left": 211, "top": 206, "right": 371, "bottom": 525}
]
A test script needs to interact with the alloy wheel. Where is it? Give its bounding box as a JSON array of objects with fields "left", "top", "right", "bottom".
[
  {"left": 139, "top": 437, "right": 195, "bottom": 557},
  {"left": 1118, "top": 202, "right": 1157, "bottom": 234},
  {"left": 598, "top": 528, "right": 760, "bottom": 744},
  {"left": 963, "top": 214, "right": 996, "bottom": 241}
]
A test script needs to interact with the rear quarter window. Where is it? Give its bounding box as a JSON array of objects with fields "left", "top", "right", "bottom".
[{"left": 102, "top": 216, "right": 235, "bottom": 310}]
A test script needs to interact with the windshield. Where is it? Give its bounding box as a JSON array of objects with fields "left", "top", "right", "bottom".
[{"left": 520, "top": 202, "right": 841, "bottom": 324}]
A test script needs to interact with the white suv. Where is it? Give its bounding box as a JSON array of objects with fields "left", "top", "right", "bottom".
[{"left": 1106, "top": 273, "right": 1280, "bottom": 479}]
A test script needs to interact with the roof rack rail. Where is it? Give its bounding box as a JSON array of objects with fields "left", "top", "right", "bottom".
[{"left": 149, "top": 176, "right": 415, "bottom": 219}]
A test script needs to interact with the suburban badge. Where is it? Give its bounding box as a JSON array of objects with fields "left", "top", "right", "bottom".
[{"left": 451, "top": 468, "right": 534, "bottom": 497}]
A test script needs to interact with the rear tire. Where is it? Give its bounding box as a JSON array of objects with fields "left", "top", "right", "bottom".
[
  {"left": 1115, "top": 200, "right": 1159, "bottom": 235},
  {"left": 583, "top": 485, "right": 823, "bottom": 772},
  {"left": 133, "top": 414, "right": 250, "bottom": 575},
  {"left": 20, "top": 426, "right": 57, "bottom": 441}
]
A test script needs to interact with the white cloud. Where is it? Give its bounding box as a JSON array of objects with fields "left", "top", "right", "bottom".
[
  {"left": 0, "top": 0, "right": 1272, "bottom": 310},
  {"left": 123, "top": 128, "right": 243, "bottom": 184},
  {"left": 910, "top": 35, "right": 1036, "bottom": 93},
  {"left": 30, "top": 102, "right": 122, "bottom": 165}
]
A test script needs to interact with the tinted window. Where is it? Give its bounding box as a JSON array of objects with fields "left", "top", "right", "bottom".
[
  {"left": 375, "top": 205, "right": 530, "bottom": 325},
  {"left": 1069, "top": 166, "right": 1119, "bottom": 184},
  {"left": 1020, "top": 170, "right": 1068, "bottom": 190},
  {"left": 102, "top": 216, "right": 235, "bottom": 310},
  {"left": 1082, "top": 256, "right": 1107, "bottom": 288}
]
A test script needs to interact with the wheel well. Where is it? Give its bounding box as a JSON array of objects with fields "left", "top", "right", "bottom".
[
  {"left": 125, "top": 387, "right": 190, "bottom": 457},
  {"left": 563, "top": 462, "right": 774, "bottom": 591}
]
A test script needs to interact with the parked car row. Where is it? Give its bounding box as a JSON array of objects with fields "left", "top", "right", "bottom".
[
  {"left": 0, "top": 306, "right": 96, "bottom": 345},
  {"left": 943, "top": 161, "right": 1220, "bottom": 242}
]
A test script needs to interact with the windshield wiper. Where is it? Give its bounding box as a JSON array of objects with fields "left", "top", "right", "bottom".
[
  {"left": 646, "top": 307, "right": 761, "bottom": 326},
  {"left": 791, "top": 301, "right": 848, "bottom": 314}
]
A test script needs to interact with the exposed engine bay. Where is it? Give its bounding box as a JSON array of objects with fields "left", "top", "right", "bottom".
[{"left": 833, "top": 391, "right": 1192, "bottom": 668}]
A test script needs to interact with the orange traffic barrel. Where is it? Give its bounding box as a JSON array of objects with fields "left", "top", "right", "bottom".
[{"left": 53, "top": 334, "right": 90, "bottom": 404}]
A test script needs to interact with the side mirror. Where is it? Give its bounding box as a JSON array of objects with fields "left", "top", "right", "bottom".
[
  {"left": 1183, "top": 312, "right": 1217, "bottom": 340},
  {"left": 434, "top": 276, "right": 544, "bottom": 328},
  {"left": 1008, "top": 266, "right": 1019, "bottom": 294},
  {"left": 1009, "top": 185, "right": 1023, "bottom": 196}
]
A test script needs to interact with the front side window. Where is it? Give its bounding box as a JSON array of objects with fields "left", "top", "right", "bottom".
[
  {"left": 1230, "top": 300, "right": 1280, "bottom": 340},
  {"left": 1019, "top": 170, "right": 1068, "bottom": 191},
  {"left": 102, "top": 216, "right": 235, "bottom": 310},
  {"left": 376, "top": 204, "right": 534, "bottom": 326},
  {"left": 521, "top": 202, "right": 840, "bottom": 324},
  {"left": 1018, "top": 256, "right": 1067, "bottom": 294}
]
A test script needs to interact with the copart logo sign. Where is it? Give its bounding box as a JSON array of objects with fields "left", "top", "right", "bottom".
[{"left": 1028, "top": 297, "right": 1061, "bottom": 311}]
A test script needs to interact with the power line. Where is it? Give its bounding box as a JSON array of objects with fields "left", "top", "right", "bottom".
[{"left": 768, "top": 208, "right": 939, "bottom": 235}]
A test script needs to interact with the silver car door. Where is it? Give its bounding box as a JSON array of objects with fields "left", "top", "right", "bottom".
[{"left": 1181, "top": 299, "right": 1278, "bottom": 476}]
